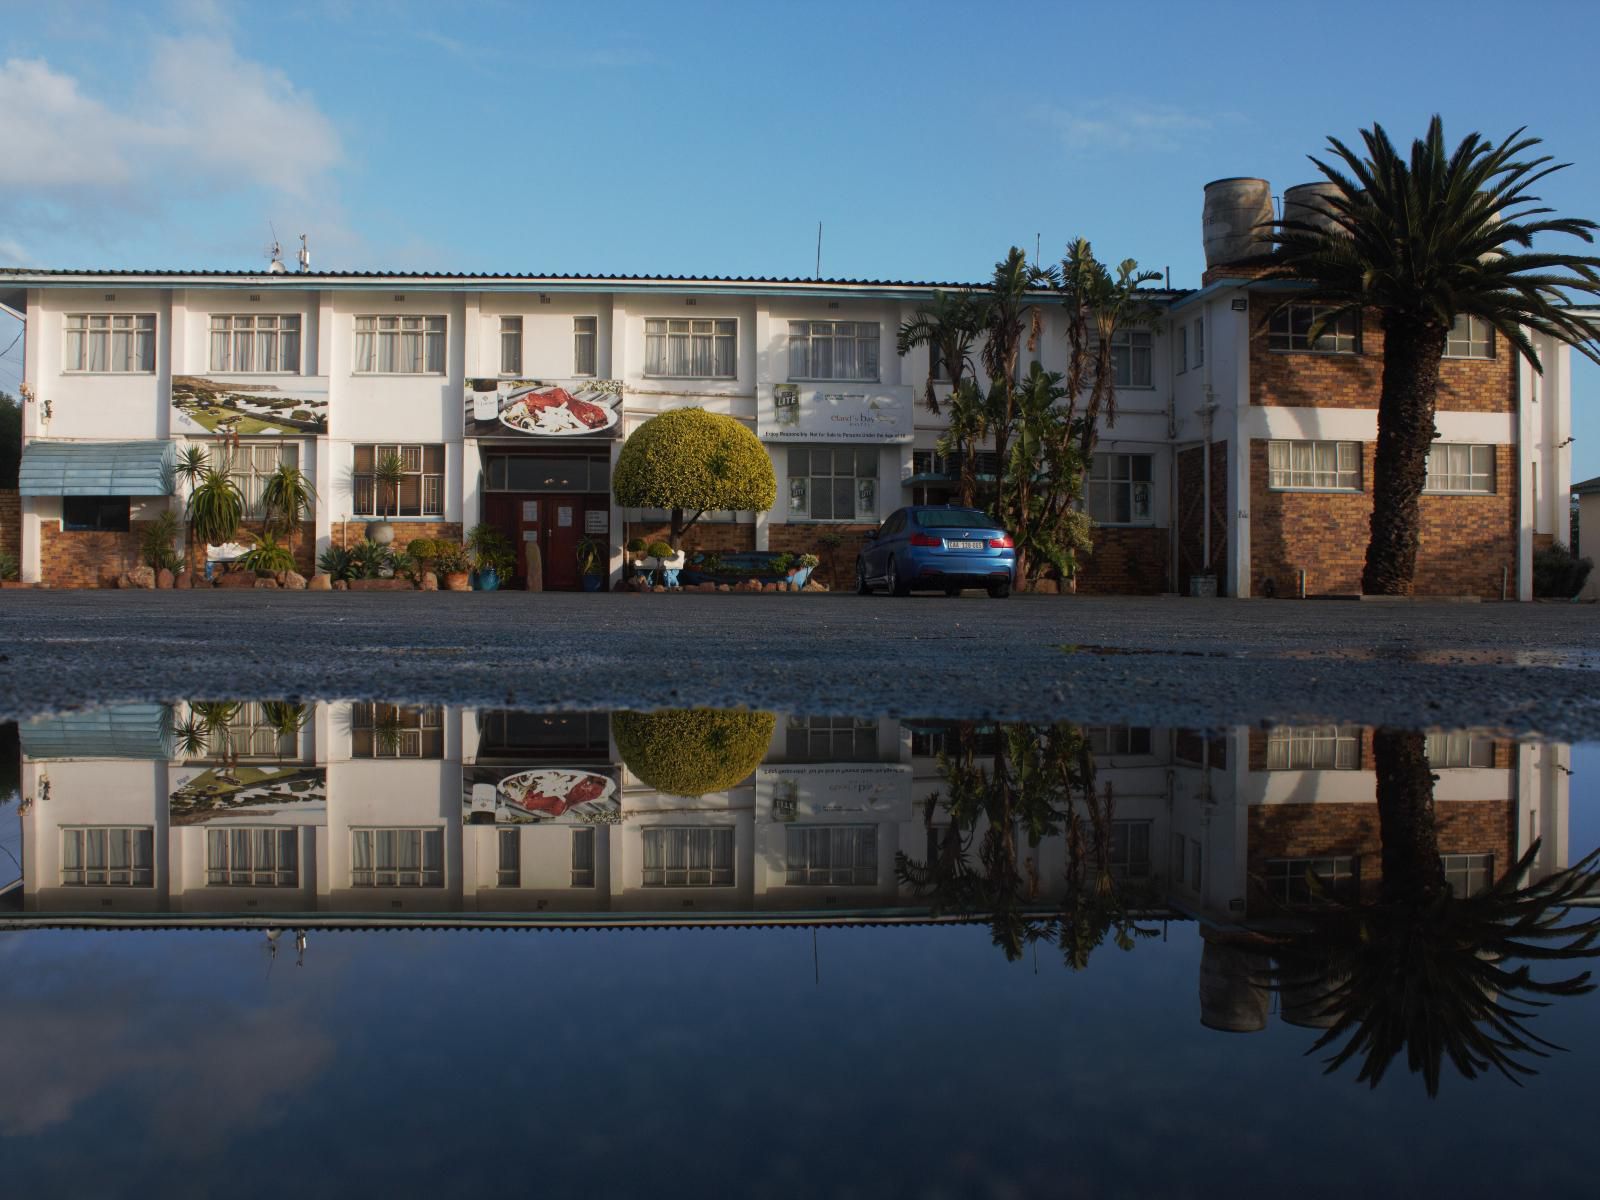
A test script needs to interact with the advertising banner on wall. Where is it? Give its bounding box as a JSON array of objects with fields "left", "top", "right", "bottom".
[
  {"left": 757, "top": 383, "right": 914, "bottom": 443},
  {"left": 754, "top": 764, "right": 913, "bottom": 822},
  {"left": 171, "top": 375, "right": 329, "bottom": 436},
  {"left": 168, "top": 765, "right": 327, "bottom": 824},
  {"left": 464, "top": 379, "right": 624, "bottom": 439},
  {"left": 463, "top": 764, "right": 621, "bottom": 824}
]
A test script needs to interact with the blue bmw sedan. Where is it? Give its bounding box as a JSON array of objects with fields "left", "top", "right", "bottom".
[{"left": 854, "top": 505, "right": 1017, "bottom": 598}]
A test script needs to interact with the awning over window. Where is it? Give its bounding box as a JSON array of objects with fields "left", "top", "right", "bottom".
[
  {"left": 20, "top": 704, "right": 172, "bottom": 760},
  {"left": 18, "top": 441, "right": 175, "bottom": 496}
]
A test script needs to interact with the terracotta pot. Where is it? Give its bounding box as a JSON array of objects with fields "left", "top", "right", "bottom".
[{"left": 444, "top": 572, "right": 471, "bottom": 592}]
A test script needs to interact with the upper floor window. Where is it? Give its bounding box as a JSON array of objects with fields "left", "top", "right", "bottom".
[
  {"left": 1265, "top": 725, "right": 1360, "bottom": 770},
  {"left": 1087, "top": 453, "right": 1153, "bottom": 524},
  {"left": 1445, "top": 314, "right": 1494, "bottom": 359},
  {"left": 571, "top": 828, "right": 596, "bottom": 888},
  {"left": 497, "top": 828, "right": 521, "bottom": 888},
  {"left": 1424, "top": 732, "right": 1494, "bottom": 769},
  {"left": 785, "top": 715, "right": 878, "bottom": 762},
  {"left": 789, "top": 320, "right": 880, "bottom": 381},
  {"left": 645, "top": 317, "right": 735, "bottom": 379},
  {"left": 207, "top": 828, "right": 298, "bottom": 887},
  {"left": 642, "top": 826, "right": 734, "bottom": 888},
  {"left": 353, "top": 443, "right": 445, "bottom": 518},
  {"left": 500, "top": 317, "right": 522, "bottom": 375},
  {"left": 214, "top": 443, "right": 298, "bottom": 518},
  {"left": 350, "top": 702, "right": 445, "bottom": 758},
  {"left": 1267, "top": 440, "right": 1361, "bottom": 491},
  {"left": 1262, "top": 856, "right": 1358, "bottom": 906},
  {"left": 1443, "top": 853, "right": 1494, "bottom": 896},
  {"left": 354, "top": 315, "right": 445, "bottom": 374},
  {"left": 785, "top": 826, "right": 877, "bottom": 886},
  {"left": 1110, "top": 328, "right": 1152, "bottom": 388},
  {"left": 65, "top": 313, "right": 155, "bottom": 373},
  {"left": 1268, "top": 304, "right": 1359, "bottom": 354},
  {"left": 1194, "top": 317, "right": 1203, "bottom": 366},
  {"left": 574, "top": 316, "right": 598, "bottom": 376},
  {"left": 351, "top": 828, "right": 444, "bottom": 888},
  {"left": 928, "top": 341, "right": 951, "bottom": 383},
  {"left": 62, "top": 826, "right": 154, "bottom": 887},
  {"left": 209, "top": 314, "right": 300, "bottom": 373},
  {"left": 1424, "top": 443, "right": 1494, "bottom": 494}
]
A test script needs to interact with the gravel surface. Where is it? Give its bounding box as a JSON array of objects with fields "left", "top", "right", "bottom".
[{"left": 0, "top": 590, "right": 1595, "bottom": 737}]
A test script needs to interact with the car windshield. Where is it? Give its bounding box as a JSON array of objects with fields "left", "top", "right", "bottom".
[{"left": 915, "top": 509, "right": 998, "bottom": 530}]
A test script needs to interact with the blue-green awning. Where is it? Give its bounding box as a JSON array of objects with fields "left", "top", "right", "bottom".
[
  {"left": 18, "top": 441, "right": 174, "bottom": 496},
  {"left": 20, "top": 704, "right": 172, "bottom": 760}
]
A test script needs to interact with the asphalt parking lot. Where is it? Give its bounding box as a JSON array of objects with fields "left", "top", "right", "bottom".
[{"left": 0, "top": 590, "right": 1594, "bottom": 737}]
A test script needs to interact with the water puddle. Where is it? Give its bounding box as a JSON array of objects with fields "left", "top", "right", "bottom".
[{"left": 1, "top": 701, "right": 1596, "bottom": 1192}]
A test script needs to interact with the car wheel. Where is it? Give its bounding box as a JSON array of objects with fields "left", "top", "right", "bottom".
[
  {"left": 887, "top": 556, "right": 910, "bottom": 597},
  {"left": 986, "top": 581, "right": 1011, "bottom": 599},
  {"left": 944, "top": 585, "right": 962, "bottom": 598},
  {"left": 854, "top": 558, "right": 872, "bottom": 595}
]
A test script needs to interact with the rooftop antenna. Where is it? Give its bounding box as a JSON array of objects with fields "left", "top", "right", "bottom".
[
  {"left": 265, "top": 223, "right": 287, "bottom": 274},
  {"left": 297, "top": 234, "right": 310, "bottom": 274},
  {"left": 1035, "top": 232, "right": 1040, "bottom": 266},
  {"left": 815, "top": 221, "right": 822, "bottom": 280}
]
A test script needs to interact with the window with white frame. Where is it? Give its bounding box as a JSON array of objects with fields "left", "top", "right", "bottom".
[
  {"left": 574, "top": 316, "right": 597, "bottom": 376},
  {"left": 64, "top": 313, "right": 156, "bottom": 373},
  {"left": 1442, "top": 853, "right": 1494, "bottom": 896},
  {"left": 1110, "top": 328, "right": 1153, "bottom": 388},
  {"left": 642, "top": 827, "right": 734, "bottom": 887},
  {"left": 1425, "top": 732, "right": 1495, "bottom": 769},
  {"left": 1268, "top": 304, "right": 1360, "bottom": 353},
  {"left": 497, "top": 828, "right": 520, "bottom": 887},
  {"left": 1445, "top": 314, "right": 1494, "bottom": 359},
  {"left": 353, "top": 444, "right": 445, "bottom": 517},
  {"left": 61, "top": 827, "right": 154, "bottom": 886},
  {"left": 1087, "top": 726, "right": 1154, "bottom": 757},
  {"left": 1265, "top": 726, "right": 1361, "bottom": 770},
  {"left": 788, "top": 320, "right": 881, "bottom": 381},
  {"left": 787, "top": 446, "right": 877, "bottom": 521},
  {"left": 645, "top": 317, "right": 736, "bottom": 378},
  {"left": 1263, "top": 856, "right": 1358, "bottom": 905},
  {"left": 209, "top": 314, "right": 301, "bottom": 373},
  {"left": 350, "top": 702, "right": 445, "bottom": 758},
  {"left": 213, "top": 442, "right": 299, "bottom": 518},
  {"left": 351, "top": 828, "right": 444, "bottom": 887},
  {"left": 571, "top": 828, "right": 596, "bottom": 887},
  {"left": 500, "top": 317, "right": 522, "bottom": 374},
  {"left": 1424, "top": 443, "right": 1494, "bottom": 494},
  {"left": 1177, "top": 325, "right": 1188, "bottom": 373},
  {"left": 785, "top": 826, "right": 877, "bottom": 886},
  {"left": 353, "top": 315, "right": 446, "bottom": 374},
  {"left": 1109, "top": 820, "right": 1152, "bottom": 880},
  {"left": 207, "top": 828, "right": 298, "bottom": 887},
  {"left": 1087, "top": 453, "right": 1153, "bottom": 524},
  {"left": 184, "top": 699, "right": 300, "bottom": 760},
  {"left": 785, "top": 715, "right": 878, "bottom": 762},
  {"left": 1267, "top": 440, "right": 1361, "bottom": 491}
]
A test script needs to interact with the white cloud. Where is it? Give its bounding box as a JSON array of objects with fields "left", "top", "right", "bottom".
[
  {"left": 0, "top": 58, "right": 144, "bottom": 188},
  {"left": 1037, "top": 100, "right": 1214, "bottom": 152}
]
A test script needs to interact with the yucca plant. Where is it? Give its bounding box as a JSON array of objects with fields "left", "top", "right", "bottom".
[
  {"left": 1267, "top": 118, "right": 1600, "bottom": 594},
  {"left": 185, "top": 467, "right": 244, "bottom": 555},
  {"left": 139, "top": 510, "right": 183, "bottom": 574},
  {"left": 173, "top": 445, "right": 210, "bottom": 572},
  {"left": 372, "top": 452, "right": 406, "bottom": 522},
  {"left": 260, "top": 463, "right": 316, "bottom": 554},
  {"left": 237, "top": 532, "right": 296, "bottom": 575},
  {"left": 316, "top": 545, "right": 356, "bottom": 583},
  {"left": 347, "top": 538, "right": 390, "bottom": 580}
]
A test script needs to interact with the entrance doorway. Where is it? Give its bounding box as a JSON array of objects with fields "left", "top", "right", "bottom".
[{"left": 483, "top": 493, "right": 611, "bottom": 590}]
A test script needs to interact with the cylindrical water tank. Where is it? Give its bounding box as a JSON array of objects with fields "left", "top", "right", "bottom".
[
  {"left": 1202, "top": 177, "right": 1274, "bottom": 267},
  {"left": 1199, "top": 937, "right": 1271, "bottom": 1033},
  {"left": 1282, "top": 182, "right": 1345, "bottom": 238}
]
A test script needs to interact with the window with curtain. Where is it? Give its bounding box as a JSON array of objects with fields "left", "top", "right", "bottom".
[
  {"left": 208, "top": 314, "right": 301, "bottom": 373},
  {"left": 1086, "top": 726, "right": 1154, "bottom": 756},
  {"left": 574, "top": 316, "right": 598, "bottom": 376},
  {"left": 1445, "top": 314, "right": 1494, "bottom": 359},
  {"left": 353, "top": 315, "right": 446, "bottom": 373},
  {"left": 206, "top": 828, "right": 298, "bottom": 887},
  {"left": 1424, "top": 443, "right": 1494, "bottom": 494},
  {"left": 213, "top": 442, "right": 299, "bottom": 518},
  {"left": 1110, "top": 329, "right": 1152, "bottom": 387},
  {"left": 571, "top": 828, "right": 596, "bottom": 887},
  {"left": 500, "top": 316, "right": 523, "bottom": 374},
  {"left": 61, "top": 827, "right": 155, "bottom": 886},
  {"left": 184, "top": 700, "right": 300, "bottom": 760},
  {"left": 497, "top": 828, "right": 520, "bottom": 887},
  {"left": 787, "top": 446, "right": 877, "bottom": 522},
  {"left": 1109, "top": 820, "right": 1152, "bottom": 880},
  {"left": 641, "top": 827, "right": 734, "bottom": 887},
  {"left": 644, "top": 318, "right": 736, "bottom": 378},
  {"left": 1424, "top": 732, "right": 1495, "bottom": 768},
  {"left": 350, "top": 703, "right": 445, "bottom": 758},
  {"left": 1267, "top": 440, "right": 1361, "bottom": 491},
  {"left": 784, "top": 716, "right": 879, "bottom": 762},
  {"left": 1265, "top": 726, "right": 1361, "bottom": 770},
  {"left": 788, "top": 320, "right": 881, "bottom": 381},
  {"left": 1268, "top": 304, "right": 1360, "bottom": 353},
  {"left": 351, "top": 828, "right": 445, "bottom": 887},
  {"left": 785, "top": 826, "right": 877, "bottom": 886},
  {"left": 353, "top": 444, "right": 445, "bottom": 517},
  {"left": 1263, "top": 856, "right": 1358, "bottom": 906},
  {"left": 1087, "top": 453, "right": 1153, "bottom": 524},
  {"left": 64, "top": 313, "right": 156, "bottom": 373}
]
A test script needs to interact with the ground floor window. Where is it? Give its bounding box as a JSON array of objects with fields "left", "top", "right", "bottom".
[
  {"left": 1424, "top": 443, "right": 1495, "bottom": 494},
  {"left": 1089, "top": 454, "right": 1153, "bottom": 525},
  {"left": 1263, "top": 856, "right": 1358, "bottom": 906},
  {"left": 1109, "top": 820, "right": 1152, "bottom": 880},
  {"left": 214, "top": 442, "right": 299, "bottom": 517},
  {"left": 1267, "top": 440, "right": 1361, "bottom": 491},
  {"left": 1086, "top": 726, "right": 1154, "bottom": 757},
  {"left": 207, "top": 828, "right": 298, "bottom": 887},
  {"left": 642, "top": 827, "right": 734, "bottom": 887},
  {"left": 62, "top": 827, "right": 154, "bottom": 886},
  {"left": 485, "top": 454, "right": 610, "bottom": 493},
  {"left": 354, "top": 444, "right": 444, "bottom": 517},
  {"left": 62, "top": 496, "right": 131, "bottom": 532},
  {"left": 785, "top": 825, "right": 877, "bottom": 886},
  {"left": 351, "top": 828, "right": 444, "bottom": 887},
  {"left": 787, "top": 446, "right": 877, "bottom": 522},
  {"left": 1442, "top": 853, "right": 1493, "bottom": 896},
  {"left": 1265, "top": 725, "right": 1361, "bottom": 770}
]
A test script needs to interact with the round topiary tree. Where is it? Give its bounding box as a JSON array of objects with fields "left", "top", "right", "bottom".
[
  {"left": 614, "top": 708, "right": 777, "bottom": 797},
  {"left": 613, "top": 408, "right": 776, "bottom": 548}
]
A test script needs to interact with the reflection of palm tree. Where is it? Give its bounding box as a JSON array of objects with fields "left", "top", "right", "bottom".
[{"left": 1265, "top": 729, "right": 1600, "bottom": 1095}]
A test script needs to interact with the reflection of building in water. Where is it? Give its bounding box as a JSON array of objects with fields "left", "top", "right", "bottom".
[{"left": 2, "top": 708, "right": 1571, "bottom": 925}]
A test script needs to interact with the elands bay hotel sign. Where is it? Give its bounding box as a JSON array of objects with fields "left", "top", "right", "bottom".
[{"left": 759, "top": 383, "right": 914, "bottom": 443}]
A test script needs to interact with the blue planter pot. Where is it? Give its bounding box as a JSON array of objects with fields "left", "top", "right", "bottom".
[
  {"left": 475, "top": 568, "right": 500, "bottom": 592},
  {"left": 582, "top": 574, "right": 604, "bottom": 592},
  {"left": 788, "top": 567, "right": 812, "bottom": 590}
]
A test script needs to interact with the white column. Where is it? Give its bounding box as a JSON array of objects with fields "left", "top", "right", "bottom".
[
  {"left": 753, "top": 300, "right": 772, "bottom": 551},
  {"left": 1517, "top": 353, "right": 1537, "bottom": 600},
  {"left": 314, "top": 437, "right": 333, "bottom": 561},
  {"left": 1229, "top": 307, "right": 1252, "bottom": 598}
]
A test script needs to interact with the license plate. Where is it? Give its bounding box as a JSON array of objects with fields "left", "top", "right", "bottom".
[{"left": 946, "top": 539, "right": 984, "bottom": 550}]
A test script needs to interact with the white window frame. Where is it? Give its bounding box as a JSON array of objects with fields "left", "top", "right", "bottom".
[
  {"left": 350, "top": 827, "right": 445, "bottom": 888},
  {"left": 208, "top": 313, "right": 302, "bottom": 374},
  {"left": 1263, "top": 856, "right": 1358, "bottom": 905},
  {"left": 1445, "top": 314, "right": 1494, "bottom": 359},
  {"left": 1086, "top": 726, "right": 1154, "bottom": 757},
  {"left": 1265, "top": 726, "right": 1361, "bottom": 770},
  {"left": 352, "top": 444, "right": 446, "bottom": 518},
  {"left": 211, "top": 442, "right": 300, "bottom": 519},
  {"left": 644, "top": 317, "right": 736, "bottom": 379},
  {"left": 785, "top": 825, "right": 878, "bottom": 886},
  {"left": 1087, "top": 453, "right": 1154, "bottom": 525},
  {"left": 784, "top": 715, "right": 879, "bottom": 762},
  {"left": 788, "top": 320, "right": 882, "bottom": 382},
  {"left": 1268, "top": 304, "right": 1360, "bottom": 354},
  {"left": 206, "top": 827, "right": 299, "bottom": 887},
  {"left": 1111, "top": 328, "right": 1153, "bottom": 389},
  {"left": 353, "top": 315, "right": 446, "bottom": 375},
  {"left": 573, "top": 316, "right": 598, "bottom": 377},
  {"left": 1442, "top": 853, "right": 1494, "bottom": 896},
  {"left": 786, "top": 445, "right": 878, "bottom": 523},
  {"left": 641, "top": 826, "right": 735, "bottom": 888},
  {"left": 64, "top": 313, "right": 156, "bottom": 374},
  {"left": 1267, "top": 440, "right": 1362, "bottom": 492},
  {"left": 500, "top": 316, "right": 523, "bottom": 375},
  {"left": 1424, "top": 732, "right": 1495, "bottom": 769},
  {"left": 1424, "top": 443, "right": 1495, "bottom": 495},
  {"left": 61, "top": 826, "right": 155, "bottom": 887}
]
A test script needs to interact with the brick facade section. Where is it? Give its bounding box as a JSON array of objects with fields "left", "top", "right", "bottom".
[
  {"left": 767, "top": 523, "right": 876, "bottom": 589},
  {"left": 41, "top": 522, "right": 149, "bottom": 588},
  {"left": 1249, "top": 441, "right": 1516, "bottom": 598},
  {"left": 1248, "top": 294, "right": 1516, "bottom": 413},
  {"left": 624, "top": 521, "right": 757, "bottom": 557},
  {"left": 334, "top": 521, "right": 463, "bottom": 555},
  {"left": 1077, "top": 525, "right": 1169, "bottom": 594},
  {"left": 0, "top": 489, "right": 18, "bottom": 559}
]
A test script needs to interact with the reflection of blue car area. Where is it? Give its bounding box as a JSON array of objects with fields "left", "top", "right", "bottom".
[{"left": 855, "top": 506, "right": 1016, "bottom": 598}]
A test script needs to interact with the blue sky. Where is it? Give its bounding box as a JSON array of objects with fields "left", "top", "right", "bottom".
[{"left": 2, "top": 0, "right": 1597, "bottom": 482}]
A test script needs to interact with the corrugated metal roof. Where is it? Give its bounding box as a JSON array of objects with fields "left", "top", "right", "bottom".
[
  {"left": 20, "top": 703, "right": 171, "bottom": 759},
  {"left": 18, "top": 440, "right": 175, "bottom": 497},
  {"left": 1573, "top": 474, "right": 1600, "bottom": 495}
]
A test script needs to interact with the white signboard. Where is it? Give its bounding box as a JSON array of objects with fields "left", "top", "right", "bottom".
[
  {"left": 758, "top": 383, "right": 914, "bottom": 443},
  {"left": 584, "top": 510, "right": 608, "bottom": 534},
  {"left": 755, "top": 763, "right": 913, "bottom": 822}
]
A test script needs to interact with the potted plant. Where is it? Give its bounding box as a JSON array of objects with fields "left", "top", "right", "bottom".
[
  {"left": 789, "top": 553, "right": 820, "bottom": 591},
  {"left": 186, "top": 465, "right": 244, "bottom": 581},
  {"left": 367, "top": 451, "right": 406, "bottom": 545},
  {"left": 647, "top": 540, "right": 681, "bottom": 589},
  {"left": 434, "top": 541, "right": 472, "bottom": 591},
  {"left": 467, "top": 523, "right": 514, "bottom": 590},
  {"left": 576, "top": 536, "right": 607, "bottom": 592}
]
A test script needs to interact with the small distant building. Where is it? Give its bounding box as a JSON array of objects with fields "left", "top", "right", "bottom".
[{"left": 1573, "top": 475, "right": 1600, "bottom": 599}]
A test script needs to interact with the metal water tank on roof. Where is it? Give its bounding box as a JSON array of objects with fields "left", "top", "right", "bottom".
[
  {"left": 1198, "top": 935, "right": 1272, "bottom": 1033},
  {"left": 1202, "top": 177, "right": 1273, "bottom": 268},
  {"left": 1283, "top": 182, "right": 1346, "bottom": 237}
]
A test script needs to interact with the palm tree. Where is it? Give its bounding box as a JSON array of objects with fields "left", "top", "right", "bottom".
[
  {"left": 260, "top": 463, "right": 317, "bottom": 558},
  {"left": 898, "top": 290, "right": 985, "bottom": 505},
  {"left": 185, "top": 467, "right": 244, "bottom": 561},
  {"left": 372, "top": 451, "right": 407, "bottom": 524},
  {"left": 173, "top": 444, "right": 210, "bottom": 574},
  {"left": 1076, "top": 253, "right": 1163, "bottom": 465},
  {"left": 1268, "top": 118, "right": 1600, "bottom": 594},
  {"left": 979, "top": 248, "right": 1057, "bottom": 515}
]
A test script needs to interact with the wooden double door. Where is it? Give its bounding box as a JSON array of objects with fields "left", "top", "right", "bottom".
[{"left": 483, "top": 493, "right": 608, "bottom": 590}]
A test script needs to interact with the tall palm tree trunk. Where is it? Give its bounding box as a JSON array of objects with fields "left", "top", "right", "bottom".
[
  {"left": 1373, "top": 728, "right": 1448, "bottom": 906},
  {"left": 1361, "top": 318, "right": 1448, "bottom": 595}
]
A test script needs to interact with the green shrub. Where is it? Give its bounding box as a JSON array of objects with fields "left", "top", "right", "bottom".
[
  {"left": 1533, "top": 541, "right": 1594, "bottom": 598},
  {"left": 404, "top": 538, "right": 438, "bottom": 565},
  {"left": 433, "top": 541, "right": 471, "bottom": 575},
  {"left": 317, "top": 546, "right": 355, "bottom": 582},
  {"left": 612, "top": 408, "right": 776, "bottom": 546},
  {"left": 347, "top": 539, "right": 389, "bottom": 580},
  {"left": 238, "top": 533, "right": 296, "bottom": 575},
  {"left": 646, "top": 540, "right": 675, "bottom": 561},
  {"left": 768, "top": 553, "right": 793, "bottom": 575},
  {"left": 614, "top": 708, "right": 777, "bottom": 796},
  {"left": 0, "top": 550, "right": 18, "bottom": 582},
  {"left": 626, "top": 537, "right": 648, "bottom": 555},
  {"left": 140, "top": 510, "right": 183, "bottom": 573},
  {"left": 466, "top": 523, "right": 515, "bottom": 575}
]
